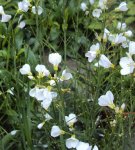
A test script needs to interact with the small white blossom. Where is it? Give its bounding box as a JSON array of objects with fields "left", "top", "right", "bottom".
[
  {"left": 51, "top": 125, "right": 63, "bottom": 137},
  {"left": 121, "top": 103, "right": 126, "bottom": 111},
  {"left": 32, "top": 6, "right": 43, "bottom": 15},
  {"left": 129, "top": 41, "right": 135, "bottom": 55},
  {"left": 108, "top": 33, "right": 126, "bottom": 45},
  {"left": 49, "top": 80, "right": 56, "bottom": 86},
  {"left": 29, "top": 87, "right": 38, "bottom": 97},
  {"left": 119, "top": 55, "right": 135, "bottom": 75},
  {"left": 20, "top": 64, "right": 31, "bottom": 75},
  {"left": 65, "top": 113, "right": 77, "bottom": 127},
  {"left": 103, "top": 28, "right": 110, "bottom": 42},
  {"left": 89, "top": 0, "right": 95, "bottom": 5},
  {"left": 121, "top": 40, "right": 129, "bottom": 48},
  {"left": 76, "top": 142, "right": 92, "bottom": 150},
  {"left": 7, "top": 87, "right": 14, "bottom": 95},
  {"left": 98, "top": 0, "right": 108, "bottom": 10},
  {"left": 117, "top": 2, "right": 128, "bottom": 12},
  {"left": 85, "top": 43, "right": 100, "bottom": 62},
  {"left": 92, "top": 9, "right": 102, "bottom": 18},
  {"left": 18, "top": 0, "right": 30, "bottom": 12},
  {"left": 115, "top": 103, "right": 126, "bottom": 114},
  {"left": 98, "top": 91, "right": 115, "bottom": 109},
  {"left": 1, "top": 14, "right": 11, "bottom": 22},
  {"left": 41, "top": 98, "right": 52, "bottom": 110},
  {"left": 34, "top": 88, "right": 46, "bottom": 101},
  {"left": 37, "top": 122, "right": 45, "bottom": 129},
  {"left": 35, "top": 64, "right": 50, "bottom": 77},
  {"left": 10, "top": 130, "right": 18, "bottom": 136},
  {"left": 98, "top": 54, "right": 114, "bottom": 68},
  {"left": 60, "top": 70, "right": 73, "bottom": 81},
  {"left": 0, "top": 6, "right": 4, "bottom": 14},
  {"left": 45, "top": 113, "right": 52, "bottom": 121},
  {"left": 18, "top": 21, "right": 26, "bottom": 29},
  {"left": 49, "top": 53, "right": 62, "bottom": 70},
  {"left": 66, "top": 136, "right": 79, "bottom": 149},
  {"left": 117, "top": 22, "right": 126, "bottom": 30},
  {"left": 0, "top": 6, "right": 11, "bottom": 22},
  {"left": 80, "top": 2, "right": 87, "bottom": 11},
  {"left": 93, "top": 145, "right": 99, "bottom": 150},
  {"left": 124, "top": 30, "right": 133, "bottom": 37}
]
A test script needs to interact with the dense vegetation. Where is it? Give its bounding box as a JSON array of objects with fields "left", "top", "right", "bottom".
[{"left": 0, "top": 0, "right": 135, "bottom": 150}]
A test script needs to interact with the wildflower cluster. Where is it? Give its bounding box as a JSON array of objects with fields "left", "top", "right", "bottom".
[
  {"left": 1, "top": 0, "right": 135, "bottom": 149},
  {"left": 20, "top": 52, "right": 99, "bottom": 149}
]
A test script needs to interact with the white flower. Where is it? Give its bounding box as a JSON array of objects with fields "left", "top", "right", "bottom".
[
  {"left": 49, "top": 80, "right": 56, "bottom": 86},
  {"left": 103, "top": 28, "right": 110, "bottom": 42},
  {"left": 0, "top": 6, "right": 4, "bottom": 14},
  {"left": 98, "top": 54, "right": 114, "bottom": 68},
  {"left": 124, "top": 30, "right": 133, "bottom": 37},
  {"left": 35, "top": 64, "right": 50, "bottom": 77},
  {"left": 121, "top": 103, "right": 126, "bottom": 111},
  {"left": 85, "top": 43, "right": 100, "bottom": 62},
  {"left": 80, "top": 2, "right": 87, "bottom": 11},
  {"left": 20, "top": 64, "right": 31, "bottom": 75},
  {"left": 115, "top": 103, "right": 126, "bottom": 114},
  {"left": 129, "top": 41, "right": 135, "bottom": 55},
  {"left": 121, "top": 40, "right": 129, "bottom": 48},
  {"left": 45, "top": 113, "right": 52, "bottom": 121},
  {"left": 41, "top": 98, "right": 52, "bottom": 110},
  {"left": 117, "top": 22, "right": 126, "bottom": 30},
  {"left": 65, "top": 113, "right": 77, "bottom": 127},
  {"left": 98, "top": 0, "right": 107, "bottom": 10},
  {"left": 29, "top": 87, "right": 39, "bottom": 97},
  {"left": 98, "top": 91, "right": 115, "bottom": 109},
  {"left": 76, "top": 142, "right": 92, "bottom": 150},
  {"left": 93, "top": 145, "right": 99, "bottom": 150},
  {"left": 108, "top": 33, "right": 126, "bottom": 45},
  {"left": 7, "top": 87, "right": 14, "bottom": 95},
  {"left": 92, "top": 9, "right": 102, "bottom": 18},
  {"left": 32, "top": 6, "right": 43, "bottom": 15},
  {"left": 37, "top": 122, "right": 45, "bottom": 129},
  {"left": 60, "top": 70, "right": 73, "bottom": 81},
  {"left": 34, "top": 88, "right": 46, "bottom": 101},
  {"left": 50, "top": 91, "right": 57, "bottom": 99},
  {"left": 0, "top": 6, "right": 11, "bottom": 22},
  {"left": 49, "top": 53, "right": 62, "bottom": 70},
  {"left": 1, "top": 14, "right": 11, "bottom": 22},
  {"left": 29, "top": 87, "right": 56, "bottom": 103},
  {"left": 119, "top": 55, "right": 135, "bottom": 75},
  {"left": 89, "top": 0, "right": 95, "bottom": 5},
  {"left": 117, "top": 2, "right": 128, "bottom": 12},
  {"left": 51, "top": 125, "right": 63, "bottom": 137},
  {"left": 66, "top": 136, "right": 79, "bottom": 149},
  {"left": 10, "top": 130, "right": 18, "bottom": 136},
  {"left": 37, "top": 88, "right": 53, "bottom": 101},
  {"left": 18, "top": 0, "right": 30, "bottom": 12},
  {"left": 18, "top": 21, "right": 26, "bottom": 29}
]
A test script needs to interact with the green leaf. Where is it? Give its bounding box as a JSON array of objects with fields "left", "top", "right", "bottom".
[{"left": 88, "top": 21, "right": 102, "bottom": 30}]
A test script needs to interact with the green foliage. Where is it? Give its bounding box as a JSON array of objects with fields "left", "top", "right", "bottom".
[{"left": 0, "top": 0, "right": 135, "bottom": 150}]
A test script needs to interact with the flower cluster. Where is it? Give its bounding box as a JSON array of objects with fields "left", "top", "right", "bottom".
[
  {"left": 84, "top": 1, "right": 135, "bottom": 76},
  {"left": 0, "top": 0, "right": 43, "bottom": 30},
  {"left": 18, "top": 0, "right": 43, "bottom": 15},
  {"left": 20, "top": 53, "right": 99, "bottom": 148},
  {"left": 20, "top": 53, "right": 73, "bottom": 110},
  {"left": 81, "top": 1, "right": 128, "bottom": 18}
]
